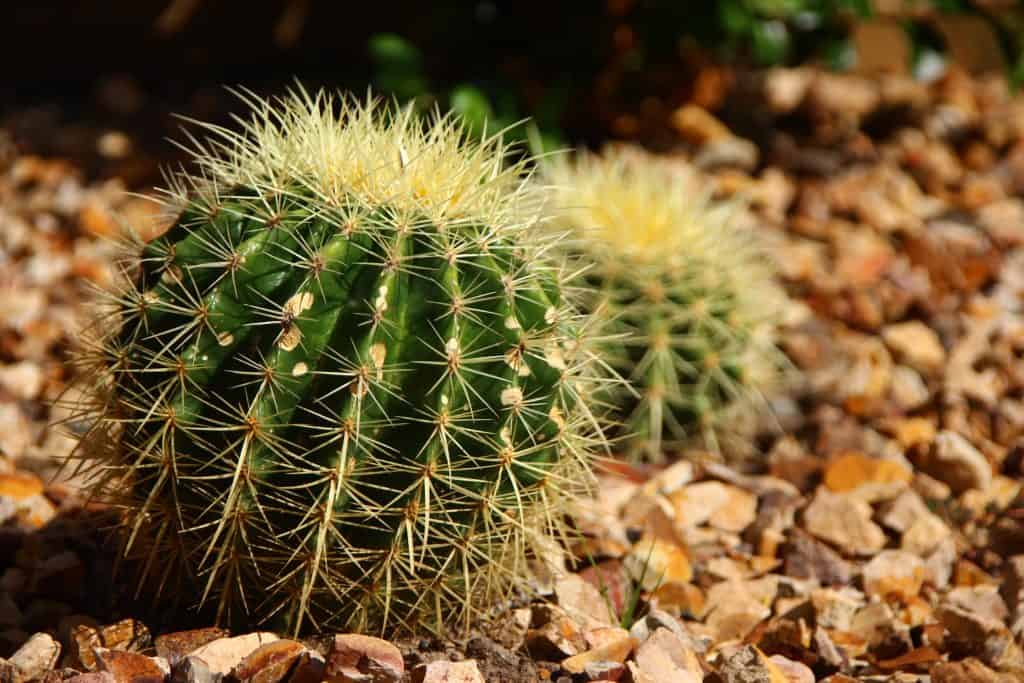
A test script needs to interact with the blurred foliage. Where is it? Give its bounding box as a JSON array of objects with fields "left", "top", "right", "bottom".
[
  {"left": 368, "top": 32, "right": 565, "bottom": 153},
  {"left": 366, "top": 1, "right": 1024, "bottom": 148}
]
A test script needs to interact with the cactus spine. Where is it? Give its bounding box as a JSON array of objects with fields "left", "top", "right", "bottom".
[
  {"left": 72, "top": 89, "right": 604, "bottom": 634},
  {"left": 544, "top": 147, "right": 787, "bottom": 461}
]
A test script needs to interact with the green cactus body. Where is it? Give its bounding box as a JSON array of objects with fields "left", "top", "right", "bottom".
[
  {"left": 544, "top": 147, "right": 788, "bottom": 461},
  {"left": 74, "top": 90, "right": 602, "bottom": 634}
]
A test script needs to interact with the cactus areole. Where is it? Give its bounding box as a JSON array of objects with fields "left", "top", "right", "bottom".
[{"left": 73, "top": 89, "right": 603, "bottom": 634}]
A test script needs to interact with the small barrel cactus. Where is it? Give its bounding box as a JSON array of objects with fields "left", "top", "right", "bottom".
[
  {"left": 543, "top": 147, "right": 788, "bottom": 461},
  {"left": 71, "top": 89, "right": 604, "bottom": 634}
]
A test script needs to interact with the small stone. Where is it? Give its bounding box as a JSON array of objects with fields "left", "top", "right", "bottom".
[
  {"left": 930, "top": 657, "right": 1019, "bottom": 683},
  {"left": 560, "top": 632, "right": 634, "bottom": 679},
  {"left": 69, "top": 624, "right": 104, "bottom": 671},
  {"left": 10, "top": 495, "right": 57, "bottom": 530},
  {"left": 169, "top": 657, "right": 214, "bottom": 683},
  {"left": 811, "top": 588, "right": 864, "bottom": 632},
  {"left": 902, "top": 512, "right": 951, "bottom": 556},
  {"left": 1002, "top": 556, "right": 1024, "bottom": 638},
  {"left": 878, "top": 490, "right": 932, "bottom": 534},
  {"left": 524, "top": 608, "right": 585, "bottom": 661},
  {"left": 882, "top": 321, "right": 945, "bottom": 372},
  {"left": 93, "top": 649, "right": 168, "bottom": 683},
  {"left": 0, "top": 363, "right": 44, "bottom": 401},
  {"left": 809, "top": 73, "right": 880, "bottom": 122},
  {"left": 190, "top": 633, "right": 278, "bottom": 678},
  {"left": 945, "top": 585, "right": 1009, "bottom": 624},
  {"left": 0, "top": 473, "right": 43, "bottom": 500},
  {"left": 0, "top": 406, "right": 31, "bottom": 461},
  {"left": 704, "top": 580, "right": 772, "bottom": 642},
  {"left": 764, "top": 69, "right": 812, "bottom": 113},
  {"left": 325, "top": 635, "right": 403, "bottom": 683},
  {"left": 884, "top": 418, "right": 936, "bottom": 450},
  {"left": 154, "top": 628, "right": 229, "bottom": 666},
  {"left": 98, "top": 620, "right": 151, "bottom": 654},
  {"left": 554, "top": 574, "right": 614, "bottom": 629},
  {"left": 925, "top": 431, "right": 992, "bottom": 494},
  {"left": 767, "top": 655, "right": 813, "bottom": 683},
  {"left": 694, "top": 138, "right": 759, "bottom": 172},
  {"left": 823, "top": 452, "right": 911, "bottom": 496},
  {"left": 628, "top": 627, "right": 702, "bottom": 683},
  {"left": 914, "top": 472, "right": 952, "bottom": 502},
  {"left": 862, "top": 550, "right": 925, "bottom": 602},
  {"left": 978, "top": 199, "right": 1024, "bottom": 247},
  {"left": 628, "top": 609, "right": 702, "bottom": 651},
  {"left": 938, "top": 604, "right": 1024, "bottom": 671},
  {"left": 802, "top": 489, "right": 886, "bottom": 556},
  {"left": 715, "top": 644, "right": 786, "bottom": 683},
  {"left": 66, "top": 674, "right": 116, "bottom": 683},
  {"left": 625, "top": 536, "right": 691, "bottom": 589},
  {"left": 782, "top": 529, "right": 852, "bottom": 586},
  {"left": 232, "top": 640, "right": 305, "bottom": 683},
  {"left": 890, "top": 365, "right": 930, "bottom": 412},
  {"left": 97, "top": 132, "right": 132, "bottom": 160},
  {"left": 850, "top": 602, "right": 912, "bottom": 656},
  {"left": 751, "top": 616, "right": 811, "bottom": 662},
  {"left": 670, "top": 481, "right": 757, "bottom": 533},
  {"left": 284, "top": 651, "right": 324, "bottom": 683},
  {"left": 8, "top": 632, "right": 61, "bottom": 682},
  {"left": 671, "top": 105, "right": 733, "bottom": 143},
  {"left": 410, "top": 660, "right": 484, "bottom": 683},
  {"left": 812, "top": 627, "right": 846, "bottom": 671}
]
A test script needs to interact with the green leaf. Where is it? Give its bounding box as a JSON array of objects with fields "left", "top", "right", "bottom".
[
  {"left": 368, "top": 33, "right": 422, "bottom": 70},
  {"left": 719, "top": 0, "right": 754, "bottom": 36},
  {"left": 449, "top": 85, "right": 495, "bottom": 139},
  {"left": 752, "top": 19, "right": 791, "bottom": 65}
]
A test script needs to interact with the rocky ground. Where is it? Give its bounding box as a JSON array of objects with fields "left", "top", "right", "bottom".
[{"left": 3, "top": 64, "right": 1024, "bottom": 682}]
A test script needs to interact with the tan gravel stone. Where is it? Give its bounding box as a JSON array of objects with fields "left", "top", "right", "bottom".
[
  {"left": 926, "top": 431, "right": 993, "bottom": 493},
  {"left": 862, "top": 550, "right": 925, "bottom": 601},
  {"left": 882, "top": 321, "right": 946, "bottom": 372},
  {"left": 410, "top": 661, "right": 484, "bottom": 683},
  {"left": 190, "top": 633, "right": 279, "bottom": 678},
  {"left": 802, "top": 489, "right": 886, "bottom": 556}
]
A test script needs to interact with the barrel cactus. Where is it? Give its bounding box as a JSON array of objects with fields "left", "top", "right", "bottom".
[
  {"left": 71, "top": 89, "right": 605, "bottom": 634},
  {"left": 544, "top": 147, "right": 788, "bottom": 461}
]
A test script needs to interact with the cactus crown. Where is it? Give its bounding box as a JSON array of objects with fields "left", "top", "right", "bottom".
[
  {"left": 70, "top": 88, "right": 607, "bottom": 635},
  {"left": 544, "top": 147, "right": 788, "bottom": 460}
]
